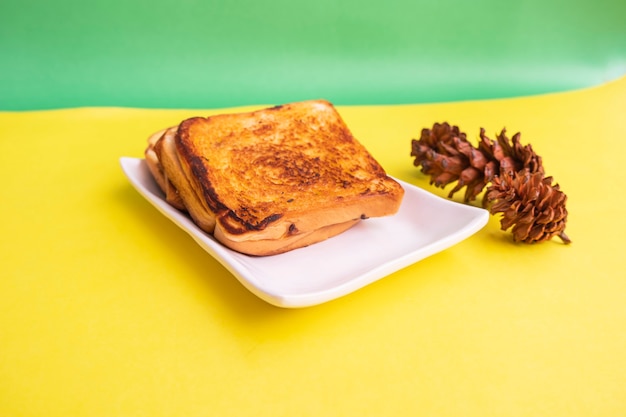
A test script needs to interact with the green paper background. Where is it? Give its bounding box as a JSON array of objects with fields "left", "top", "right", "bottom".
[{"left": 1, "top": 0, "right": 624, "bottom": 110}]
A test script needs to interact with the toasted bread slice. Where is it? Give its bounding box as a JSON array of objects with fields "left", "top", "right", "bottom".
[
  {"left": 153, "top": 127, "right": 216, "bottom": 231},
  {"left": 157, "top": 99, "right": 404, "bottom": 256},
  {"left": 213, "top": 218, "right": 360, "bottom": 256},
  {"left": 145, "top": 128, "right": 185, "bottom": 210},
  {"left": 145, "top": 129, "right": 168, "bottom": 192}
]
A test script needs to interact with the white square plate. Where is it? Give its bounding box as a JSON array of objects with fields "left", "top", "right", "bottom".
[{"left": 120, "top": 157, "right": 489, "bottom": 308}]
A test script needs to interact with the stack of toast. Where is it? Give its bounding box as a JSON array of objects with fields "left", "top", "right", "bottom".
[{"left": 145, "top": 100, "right": 404, "bottom": 256}]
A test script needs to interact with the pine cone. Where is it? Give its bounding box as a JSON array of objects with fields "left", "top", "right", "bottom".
[
  {"left": 411, "top": 122, "right": 571, "bottom": 244},
  {"left": 410, "top": 123, "right": 485, "bottom": 202},
  {"left": 411, "top": 123, "right": 544, "bottom": 204},
  {"left": 486, "top": 171, "right": 571, "bottom": 244}
]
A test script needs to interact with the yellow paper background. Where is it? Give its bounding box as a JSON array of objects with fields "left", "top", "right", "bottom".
[{"left": 1, "top": 77, "right": 625, "bottom": 416}]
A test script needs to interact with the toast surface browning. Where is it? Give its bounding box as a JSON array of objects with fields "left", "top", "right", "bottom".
[{"left": 147, "top": 100, "right": 404, "bottom": 255}]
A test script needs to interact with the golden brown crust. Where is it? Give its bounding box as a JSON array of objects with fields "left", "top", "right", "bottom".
[
  {"left": 144, "top": 128, "right": 185, "bottom": 210},
  {"left": 175, "top": 100, "right": 404, "bottom": 237},
  {"left": 213, "top": 219, "right": 360, "bottom": 256},
  {"left": 154, "top": 127, "right": 216, "bottom": 232},
  {"left": 144, "top": 129, "right": 168, "bottom": 192}
]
